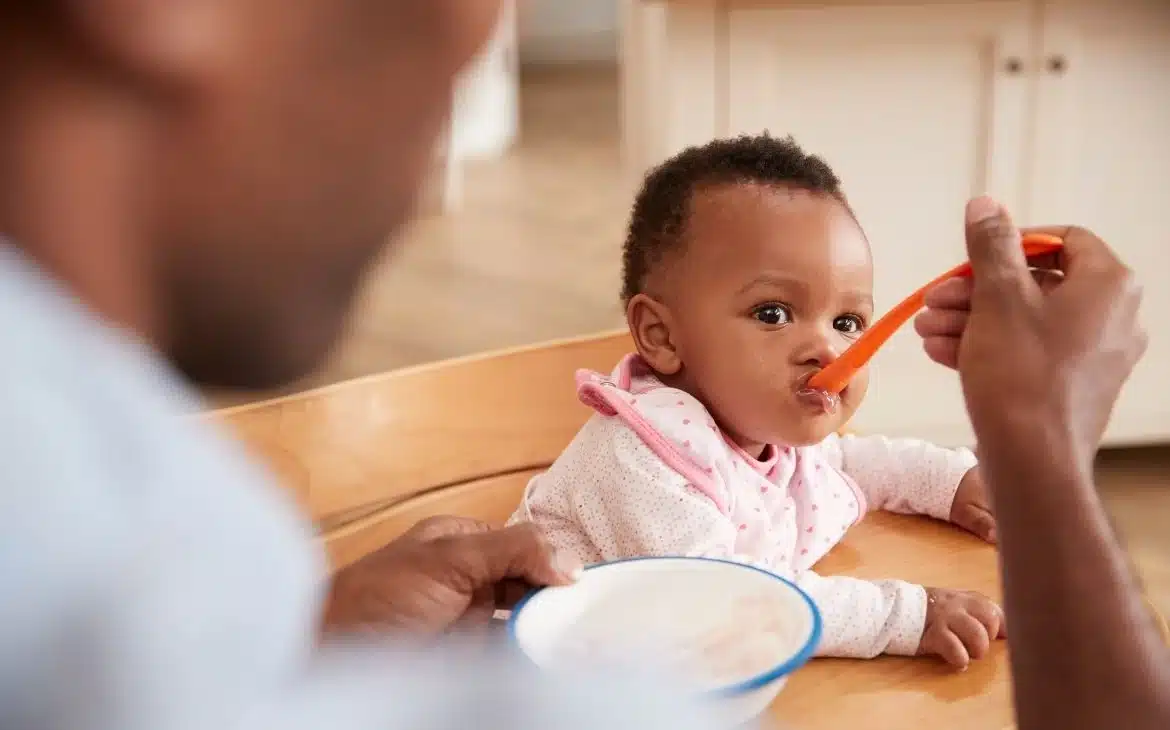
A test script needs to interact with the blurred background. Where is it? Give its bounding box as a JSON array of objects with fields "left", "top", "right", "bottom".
[
  {"left": 248, "top": 1, "right": 1170, "bottom": 614},
  {"left": 322, "top": 0, "right": 629, "bottom": 384}
]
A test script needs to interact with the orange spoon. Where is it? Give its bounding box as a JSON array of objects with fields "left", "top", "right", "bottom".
[{"left": 806, "top": 233, "right": 1065, "bottom": 396}]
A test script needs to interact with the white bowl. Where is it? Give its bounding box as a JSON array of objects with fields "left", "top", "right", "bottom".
[{"left": 507, "top": 557, "right": 822, "bottom": 725}]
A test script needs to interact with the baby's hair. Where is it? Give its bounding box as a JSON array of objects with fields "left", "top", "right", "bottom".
[{"left": 621, "top": 133, "right": 851, "bottom": 304}]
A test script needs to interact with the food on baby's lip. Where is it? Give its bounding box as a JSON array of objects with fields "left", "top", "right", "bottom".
[
  {"left": 796, "top": 387, "right": 840, "bottom": 415},
  {"left": 551, "top": 593, "right": 795, "bottom": 691},
  {"left": 796, "top": 371, "right": 842, "bottom": 415}
]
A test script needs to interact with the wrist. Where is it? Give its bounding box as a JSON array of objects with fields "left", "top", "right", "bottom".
[
  {"left": 924, "top": 586, "right": 939, "bottom": 622},
  {"left": 913, "top": 587, "right": 938, "bottom": 656},
  {"left": 973, "top": 407, "right": 1091, "bottom": 489}
]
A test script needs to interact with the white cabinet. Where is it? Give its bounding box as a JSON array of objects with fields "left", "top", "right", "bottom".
[
  {"left": 1029, "top": 0, "right": 1170, "bottom": 445},
  {"left": 725, "top": 1, "right": 1031, "bottom": 446},
  {"left": 621, "top": 0, "right": 1170, "bottom": 446}
]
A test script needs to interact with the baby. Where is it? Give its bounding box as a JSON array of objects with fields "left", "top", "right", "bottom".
[{"left": 509, "top": 135, "right": 1004, "bottom": 668}]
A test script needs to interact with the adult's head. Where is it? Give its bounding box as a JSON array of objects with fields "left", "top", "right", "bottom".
[{"left": 0, "top": 1, "right": 500, "bottom": 388}]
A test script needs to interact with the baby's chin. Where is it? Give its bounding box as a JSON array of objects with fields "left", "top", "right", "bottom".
[
  {"left": 773, "top": 425, "right": 839, "bottom": 448},
  {"left": 769, "top": 409, "right": 852, "bottom": 447},
  {"left": 732, "top": 390, "right": 861, "bottom": 449}
]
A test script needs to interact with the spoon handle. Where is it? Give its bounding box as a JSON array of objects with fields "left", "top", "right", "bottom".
[{"left": 807, "top": 233, "right": 1065, "bottom": 394}]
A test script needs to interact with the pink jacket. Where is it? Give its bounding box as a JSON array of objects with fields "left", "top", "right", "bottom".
[{"left": 509, "top": 355, "right": 977, "bottom": 659}]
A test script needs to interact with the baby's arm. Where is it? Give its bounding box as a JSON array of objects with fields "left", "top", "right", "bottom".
[
  {"left": 793, "top": 572, "right": 926, "bottom": 658},
  {"left": 819, "top": 433, "right": 977, "bottom": 520},
  {"left": 555, "top": 420, "right": 928, "bottom": 659}
]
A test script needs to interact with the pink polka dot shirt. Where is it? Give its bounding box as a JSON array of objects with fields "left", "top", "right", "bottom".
[{"left": 509, "top": 354, "right": 977, "bottom": 659}]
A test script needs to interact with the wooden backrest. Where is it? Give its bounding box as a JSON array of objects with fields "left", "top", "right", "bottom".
[{"left": 213, "top": 330, "right": 633, "bottom": 568}]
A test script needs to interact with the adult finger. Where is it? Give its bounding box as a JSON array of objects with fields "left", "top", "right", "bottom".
[
  {"left": 405, "top": 515, "right": 492, "bottom": 542},
  {"left": 964, "top": 196, "right": 1036, "bottom": 299},
  {"left": 915, "top": 308, "right": 968, "bottom": 339},
  {"left": 439, "top": 523, "right": 581, "bottom": 596},
  {"left": 922, "top": 336, "right": 961, "bottom": 370},
  {"left": 922, "top": 270, "right": 1059, "bottom": 313},
  {"left": 451, "top": 585, "right": 498, "bottom": 631},
  {"left": 1022, "top": 225, "right": 1125, "bottom": 284},
  {"left": 951, "top": 613, "right": 992, "bottom": 660},
  {"left": 923, "top": 277, "right": 973, "bottom": 311}
]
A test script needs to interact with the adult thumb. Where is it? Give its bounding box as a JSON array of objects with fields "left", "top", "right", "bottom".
[
  {"left": 452, "top": 523, "right": 581, "bottom": 589},
  {"left": 964, "top": 196, "right": 1034, "bottom": 298}
]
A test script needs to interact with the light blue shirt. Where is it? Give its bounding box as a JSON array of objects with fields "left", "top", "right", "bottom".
[{"left": 0, "top": 244, "right": 720, "bottom": 730}]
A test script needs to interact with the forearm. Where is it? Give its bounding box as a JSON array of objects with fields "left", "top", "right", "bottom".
[
  {"left": 829, "top": 434, "right": 974, "bottom": 518},
  {"left": 983, "top": 437, "right": 1170, "bottom": 730},
  {"left": 795, "top": 571, "right": 926, "bottom": 658}
]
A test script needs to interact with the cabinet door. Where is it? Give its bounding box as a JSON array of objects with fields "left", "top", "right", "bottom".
[
  {"left": 621, "top": 1, "right": 724, "bottom": 176},
  {"left": 1029, "top": 0, "right": 1170, "bottom": 445},
  {"left": 726, "top": 2, "right": 1033, "bottom": 445}
]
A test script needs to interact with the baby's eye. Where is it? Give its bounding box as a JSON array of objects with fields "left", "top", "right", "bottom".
[
  {"left": 753, "top": 304, "right": 792, "bottom": 326},
  {"left": 834, "top": 314, "right": 866, "bottom": 335}
]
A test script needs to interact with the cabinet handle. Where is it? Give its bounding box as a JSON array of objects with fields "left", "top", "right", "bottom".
[
  {"left": 1003, "top": 57, "right": 1024, "bottom": 75},
  {"left": 1047, "top": 55, "right": 1069, "bottom": 75}
]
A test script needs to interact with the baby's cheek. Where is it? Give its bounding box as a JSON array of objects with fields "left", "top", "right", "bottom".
[
  {"left": 730, "top": 385, "right": 801, "bottom": 443},
  {"left": 840, "top": 369, "right": 870, "bottom": 416}
]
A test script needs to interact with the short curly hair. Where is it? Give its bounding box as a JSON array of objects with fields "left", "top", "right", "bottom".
[{"left": 621, "top": 134, "right": 850, "bottom": 304}]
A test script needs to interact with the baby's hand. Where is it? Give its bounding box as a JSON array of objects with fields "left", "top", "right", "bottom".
[
  {"left": 918, "top": 587, "right": 1006, "bottom": 669},
  {"left": 950, "top": 468, "right": 997, "bottom": 543}
]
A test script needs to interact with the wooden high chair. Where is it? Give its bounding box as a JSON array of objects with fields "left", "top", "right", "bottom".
[
  {"left": 212, "top": 329, "right": 1166, "bottom": 730},
  {"left": 213, "top": 330, "right": 633, "bottom": 569}
]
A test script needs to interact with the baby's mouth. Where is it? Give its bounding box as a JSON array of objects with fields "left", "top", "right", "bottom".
[{"left": 795, "top": 373, "right": 842, "bottom": 415}]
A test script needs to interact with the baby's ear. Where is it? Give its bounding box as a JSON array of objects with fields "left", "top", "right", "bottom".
[{"left": 626, "top": 293, "right": 682, "bottom": 376}]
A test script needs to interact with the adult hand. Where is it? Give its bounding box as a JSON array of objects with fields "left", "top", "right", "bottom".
[
  {"left": 324, "top": 516, "right": 581, "bottom": 635},
  {"left": 914, "top": 197, "right": 1146, "bottom": 469},
  {"left": 949, "top": 468, "right": 996, "bottom": 544}
]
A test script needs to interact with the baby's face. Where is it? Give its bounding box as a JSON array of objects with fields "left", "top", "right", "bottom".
[{"left": 658, "top": 183, "right": 873, "bottom": 451}]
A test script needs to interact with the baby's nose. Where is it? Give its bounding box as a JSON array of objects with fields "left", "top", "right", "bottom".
[{"left": 799, "top": 338, "right": 842, "bottom": 368}]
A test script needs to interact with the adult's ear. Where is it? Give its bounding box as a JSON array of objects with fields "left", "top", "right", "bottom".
[
  {"left": 626, "top": 293, "right": 682, "bottom": 376},
  {"left": 50, "top": 0, "right": 243, "bottom": 88}
]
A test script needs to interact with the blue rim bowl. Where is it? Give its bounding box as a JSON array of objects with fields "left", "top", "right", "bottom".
[{"left": 505, "top": 556, "right": 822, "bottom": 698}]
